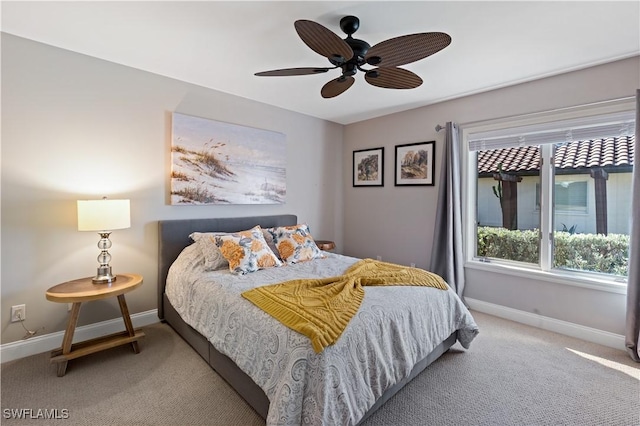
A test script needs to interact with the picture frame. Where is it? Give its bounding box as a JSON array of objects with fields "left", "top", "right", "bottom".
[
  {"left": 170, "top": 112, "right": 286, "bottom": 205},
  {"left": 394, "top": 141, "right": 435, "bottom": 186},
  {"left": 353, "top": 147, "right": 384, "bottom": 187}
]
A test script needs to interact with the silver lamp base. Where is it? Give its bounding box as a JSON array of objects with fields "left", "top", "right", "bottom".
[
  {"left": 92, "top": 232, "right": 117, "bottom": 284},
  {"left": 93, "top": 266, "right": 117, "bottom": 284}
]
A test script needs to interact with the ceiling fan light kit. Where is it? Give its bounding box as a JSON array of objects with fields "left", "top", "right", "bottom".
[{"left": 255, "top": 15, "right": 451, "bottom": 98}]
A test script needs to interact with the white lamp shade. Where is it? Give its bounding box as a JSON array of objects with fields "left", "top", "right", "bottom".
[{"left": 77, "top": 199, "right": 131, "bottom": 231}]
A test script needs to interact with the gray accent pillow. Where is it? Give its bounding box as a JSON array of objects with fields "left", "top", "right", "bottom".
[
  {"left": 189, "top": 232, "right": 229, "bottom": 271},
  {"left": 261, "top": 227, "right": 282, "bottom": 260}
]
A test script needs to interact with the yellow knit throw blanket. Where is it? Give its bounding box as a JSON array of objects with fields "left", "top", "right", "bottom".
[{"left": 241, "top": 259, "right": 449, "bottom": 352}]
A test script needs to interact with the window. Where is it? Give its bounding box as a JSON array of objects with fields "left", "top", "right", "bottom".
[
  {"left": 463, "top": 100, "right": 635, "bottom": 287},
  {"left": 536, "top": 181, "right": 588, "bottom": 213},
  {"left": 554, "top": 180, "right": 588, "bottom": 213}
]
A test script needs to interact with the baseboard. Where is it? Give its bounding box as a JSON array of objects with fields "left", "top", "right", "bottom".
[
  {"left": 465, "top": 298, "right": 626, "bottom": 351},
  {"left": 0, "top": 309, "right": 159, "bottom": 363}
]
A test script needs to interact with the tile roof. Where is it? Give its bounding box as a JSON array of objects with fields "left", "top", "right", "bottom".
[{"left": 477, "top": 136, "right": 635, "bottom": 174}]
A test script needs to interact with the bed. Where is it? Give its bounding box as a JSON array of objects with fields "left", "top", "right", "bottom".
[{"left": 158, "top": 214, "right": 478, "bottom": 425}]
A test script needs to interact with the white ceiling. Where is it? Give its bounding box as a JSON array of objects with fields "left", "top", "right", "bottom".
[{"left": 2, "top": 1, "right": 639, "bottom": 125}]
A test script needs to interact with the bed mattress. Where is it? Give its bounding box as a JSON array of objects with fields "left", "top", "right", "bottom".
[{"left": 166, "top": 245, "right": 478, "bottom": 425}]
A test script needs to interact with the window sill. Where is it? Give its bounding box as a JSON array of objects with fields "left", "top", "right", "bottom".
[{"left": 465, "top": 260, "right": 627, "bottom": 295}]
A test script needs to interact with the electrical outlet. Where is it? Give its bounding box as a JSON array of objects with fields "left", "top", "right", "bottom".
[
  {"left": 410, "top": 263, "right": 416, "bottom": 268},
  {"left": 11, "top": 304, "right": 26, "bottom": 322},
  {"left": 376, "top": 255, "right": 382, "bottom": 261}
]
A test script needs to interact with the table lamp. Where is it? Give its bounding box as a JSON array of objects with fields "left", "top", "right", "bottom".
[{"left": 77, "top": 198, "right": 131, "bottom": 283}]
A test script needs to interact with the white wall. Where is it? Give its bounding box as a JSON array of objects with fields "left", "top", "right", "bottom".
[
  {"left": 343, "top": 56, "right": 639, "bottom": 335},
  {"left": 1, "top": 34, "right": 344, "bottom": 344}
]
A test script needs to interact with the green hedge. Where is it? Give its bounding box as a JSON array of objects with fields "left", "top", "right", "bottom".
[{"left": 477, "top": 226, "right": 629, "bottom": 276}]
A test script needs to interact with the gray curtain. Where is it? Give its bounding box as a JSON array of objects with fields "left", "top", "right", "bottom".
[
  {"left": 430, "top": 122, "right": 465, "bottom": 300},
  {"left": 626, "top": 89, "right": 640, "bottom": 362}
]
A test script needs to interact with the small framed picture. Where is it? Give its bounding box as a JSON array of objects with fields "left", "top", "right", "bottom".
[
  {"left": 353, "top": 147, "right": 384, "bottom": 187},
  {"left": 395, "top": 141, "right": 435, "bottom": 186}
]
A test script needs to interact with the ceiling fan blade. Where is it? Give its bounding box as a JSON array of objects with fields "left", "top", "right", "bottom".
[
  {"left": 294, "top": 20, "right": 353, "bottom": 63},
  {"left": 321, "top": 76, "right": 355, "bottom": 98},
  {"left": 365, "top": 67, "right": 423, "bottom": 89},
  {"left": 255, "top": 67, "right": 330, "bottom": 77},
  {"left": 365, "top": 32, "right": 451, "bottom": 67}
]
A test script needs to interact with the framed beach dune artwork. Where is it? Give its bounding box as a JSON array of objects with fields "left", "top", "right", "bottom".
[{"left": 171, "top": 113, "right": 286, "bottom": 205}]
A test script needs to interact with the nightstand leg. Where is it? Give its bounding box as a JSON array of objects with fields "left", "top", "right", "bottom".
[
  {"left": 56, "top": 362, "right": 68, "bottom": 377},
  {"left": 56, "top": 302, "right": 82, "bottom": 376},
  {"left": 117, "top": 294, "right": 139, "bottom": 354}
]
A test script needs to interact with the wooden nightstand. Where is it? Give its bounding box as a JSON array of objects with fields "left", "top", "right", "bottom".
[
  {"left": 315, "top": 240, "right": 336, "bottom": 251},
  {"left": 46, "top": 273, "right": 145, "bottom": 377}
]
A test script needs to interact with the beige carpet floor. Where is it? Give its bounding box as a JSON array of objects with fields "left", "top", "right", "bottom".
[{"left": 1, "top": 311, "right": 638, "bottom": 425}]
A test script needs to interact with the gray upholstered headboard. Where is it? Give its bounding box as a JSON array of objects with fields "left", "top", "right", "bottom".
[{"left": 157, "top": 214, "right": 297, "bottom": 319}]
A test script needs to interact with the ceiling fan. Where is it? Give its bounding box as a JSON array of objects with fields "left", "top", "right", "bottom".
[{"left": 255, "top": 15, "right": 451, "bottom": 98}]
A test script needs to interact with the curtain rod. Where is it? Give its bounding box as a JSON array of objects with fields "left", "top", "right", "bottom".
[{"left": 435, "top": 124, "right": 445, "bottom": 132}]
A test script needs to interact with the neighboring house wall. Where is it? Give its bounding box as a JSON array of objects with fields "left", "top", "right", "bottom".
[
  {"left": 343, "top": 55, "right": 639, "bottom": 336},
  {"left": 478, "top": 175, "right": 538, "bottom": 229},
  {"left": 477, "top": 172, "right": 633, "bottom": 234},
  {"left": 0, "top": 34, "right": 344, "bottom": 344}
]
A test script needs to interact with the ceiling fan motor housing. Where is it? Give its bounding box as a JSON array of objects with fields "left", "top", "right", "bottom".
[
  {"left": 339, "top": 38, "right": 371, "bottom": 77},
  {"left": 344, "top": 37, "right": 370, "bottom": 61}
]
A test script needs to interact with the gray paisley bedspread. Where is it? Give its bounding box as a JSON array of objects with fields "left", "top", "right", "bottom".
[{"left": 166, "top": 245, "right": 478, "bottom": 425}]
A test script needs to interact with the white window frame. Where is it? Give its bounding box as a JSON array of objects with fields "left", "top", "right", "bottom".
[{"left": 461, "top": 98, "right": 635, "bottom": 295}]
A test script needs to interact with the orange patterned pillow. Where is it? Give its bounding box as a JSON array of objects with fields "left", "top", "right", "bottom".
[
  {"left": 214, "top": 226, "right": 282, "bottom": 274},
  {"left": 267, "top": 224, "right": 325, "bottom": 264}
]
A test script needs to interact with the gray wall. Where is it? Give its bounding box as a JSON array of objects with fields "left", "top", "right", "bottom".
[
  {"left": 343, "top": 56, "right": 639, "bottom": 335},
  {"left": 1, "top": 34, "right": 344, "bottom": 344}
]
